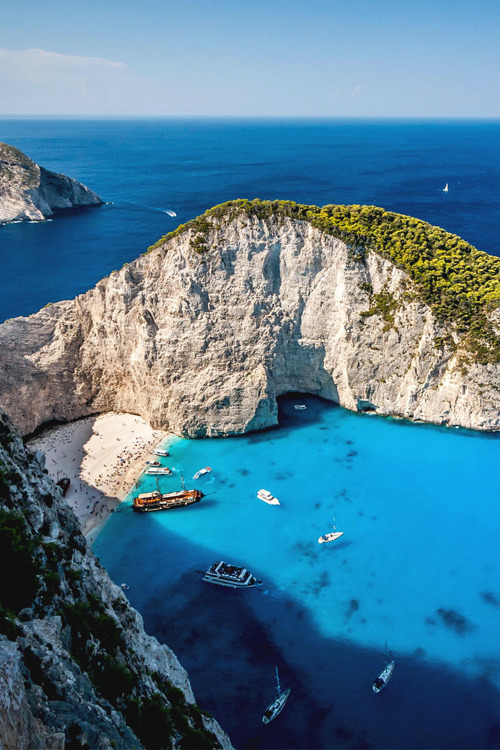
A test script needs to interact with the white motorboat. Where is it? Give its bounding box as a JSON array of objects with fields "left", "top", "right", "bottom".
[
  {"left": 293, "top": 404, "right": 307, "bottom": 410},
  {"left": 257, "top": 489, "right": 280, "bottom": 506},
  {"left": 202, "top": 561, "right": 261, "bottom": 588},
  {"left": 318, "top": 517, "right": 344, "bottom": 544},
  {"left": 152, "top": 448, "right": 169, "bottom": 457},
  {"left": 373, "top": 644, "right": 395, "bottom": 693},
  {"left": 145, "top": 468, "right": 172, "bottom": 476},
  {"left": 262, "top": 667, "right": 290, "bottom": 724},
  {"left": 193, "top": 466, "right": 212, "bottom": 480}
]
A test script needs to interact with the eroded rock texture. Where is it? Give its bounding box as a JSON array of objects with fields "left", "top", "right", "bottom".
[
  {"left": 0, "top": 211, "right": 499, "bottom": 436},
  {"left": 0, "top": 142, "right": 101, "bottom": 223},
  {"left": 0, "top": 410, "right": 232, "bottom": 749}
]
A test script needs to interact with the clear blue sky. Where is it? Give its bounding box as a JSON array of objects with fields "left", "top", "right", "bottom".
[{"left": 1, "top": 0, "right": 499, "bottom": 117}]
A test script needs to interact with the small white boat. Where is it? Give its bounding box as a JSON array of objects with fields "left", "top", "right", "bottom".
[
  {"left": 152, "top": 448, "right": 169, "bottom": 457},
  {"left": 147, "top": 461, "right": 161, "bottom": 467},
  {"left": 373, "top": 644, "right": 395, "bottom": 693},
  {"left": 443, "top": 183, "right": 449, "bottom": 192},
  {"left": 318, "top": 517, "right": 344, "bottom": 544},
  {"left": 257, "top": 489, "right": 280, "bottom": 506},
  {"left": 262, "top": 667, "right": 290, "bottom": 724},
  {"left": 165, "top": 209, "right": 177, "bottom": 217},
  {"left": 120, "top": 583, "right": 129, "bottom": 590},
  {"left": 293, "top": 404, "right": 307, "bottom": 410},
  {"left": 193, "top": 466, "right": 212, "bottom": 480},
  {"left": 146, "top": 468, "right": 172, "bottom": 476}
]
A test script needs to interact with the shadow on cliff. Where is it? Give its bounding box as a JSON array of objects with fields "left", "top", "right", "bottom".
[{"left": 93, "top": 516, "right": 500, "bottom": 750}]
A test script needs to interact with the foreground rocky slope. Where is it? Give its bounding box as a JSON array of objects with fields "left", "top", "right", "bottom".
[
  {"left": 0, "top": 142, "right": 101, "bottom": 223},
  {"left": 1, "top": 199, "right": 500, "bottom": 435},
  {"left": 0, "top": 409, "right": 231, "bottom": 749}
]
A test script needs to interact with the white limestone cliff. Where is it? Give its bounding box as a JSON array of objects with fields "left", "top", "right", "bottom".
[
  {"left": 0, "top": 211, "right": 499, "bottom": 436},
  {"left": 0, "top": 142, "right": 102, "bottom": 223}
]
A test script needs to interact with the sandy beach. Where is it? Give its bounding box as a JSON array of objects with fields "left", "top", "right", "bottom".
[{"left": 29, "top": 412, "right": 171, "bottom": 537}]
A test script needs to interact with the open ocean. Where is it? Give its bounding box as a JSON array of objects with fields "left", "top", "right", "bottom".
[{"left": 3, "top": 119, "right": 500, "bottom": 748}]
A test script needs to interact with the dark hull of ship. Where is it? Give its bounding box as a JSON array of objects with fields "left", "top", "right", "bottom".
[{"left": 202, "top": 575, "right": 260, "bottom": 588}]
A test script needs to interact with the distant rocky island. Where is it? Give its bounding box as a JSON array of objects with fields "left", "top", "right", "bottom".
[
  {"left": 0, "top": 142, "right": 102, "bottom": 223},
  {"left": 1, "top": 198, "right": 500, "bottom": 436}
]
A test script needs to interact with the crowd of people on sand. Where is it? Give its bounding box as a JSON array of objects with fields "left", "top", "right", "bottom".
[{"left": 28, "top": 413, "right": 168, "bottom": 535}]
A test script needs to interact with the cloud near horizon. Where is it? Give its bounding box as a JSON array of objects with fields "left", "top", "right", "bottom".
[{"left": 0, "top": 47, "right": 161, "bottom": 115}]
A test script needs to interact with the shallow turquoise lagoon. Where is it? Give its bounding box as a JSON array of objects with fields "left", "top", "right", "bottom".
[{"left": 94, "top": 397, "right": 500, "bottom": 748}]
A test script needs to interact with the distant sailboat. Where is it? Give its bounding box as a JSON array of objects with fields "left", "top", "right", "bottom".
[
  {"left": 262, "top": 667, "right": 290, "bottom": 724},
  {"left": 443, "top": 183, "right": 449, "bottom": 192},
  {"left": 318, "top": 517, "right": 344, "bottom": 544},
  {"left": 373, "top": 643, "right": 395, "bottom": 693}
]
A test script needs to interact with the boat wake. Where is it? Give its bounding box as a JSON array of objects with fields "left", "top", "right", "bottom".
[{"left": 106, "top": 201, "right": 177, "bottom": 216}]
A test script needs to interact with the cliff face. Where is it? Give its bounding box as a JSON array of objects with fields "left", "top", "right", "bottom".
[
  {"left": 0, "top": 410, "right": 231, "bottom": 749},
  {"left": 0, "top": 205, "right": 500, "bottom": 436},
  {"left": 0, "top": 142, "right": 102, "bottom": 223}
]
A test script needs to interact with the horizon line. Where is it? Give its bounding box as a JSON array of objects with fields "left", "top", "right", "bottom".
[{"left": 1, "top": 114, "right": 500, "bottom": 122}]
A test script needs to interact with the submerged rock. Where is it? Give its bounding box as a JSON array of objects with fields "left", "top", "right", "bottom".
[
  {"left": 0, "top": 141, "right": 102, "bottom": 223},
  {"left": 436, "top": 608, "right": 475, "bottom": 635}
]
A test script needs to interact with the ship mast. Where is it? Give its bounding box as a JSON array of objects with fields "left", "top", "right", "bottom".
[{"left": 275, "top": 667, "right": 281, "bottom": 697}]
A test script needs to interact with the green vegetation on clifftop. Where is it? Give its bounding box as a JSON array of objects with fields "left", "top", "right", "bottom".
[{"left": 149, "top": 199, "right": 500, "bottom": 363}]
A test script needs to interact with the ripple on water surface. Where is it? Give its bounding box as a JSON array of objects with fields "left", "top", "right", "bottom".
[{"left": 94, "top": 395, "right": 500, "bottom": 749}]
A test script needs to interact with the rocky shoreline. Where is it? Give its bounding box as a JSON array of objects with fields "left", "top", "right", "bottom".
[
  {"left": 0, "top": 141, "right": 102, "bottom": 223},
  {"left": 0, "top": 408, "right": 232, "bottom": 749}
]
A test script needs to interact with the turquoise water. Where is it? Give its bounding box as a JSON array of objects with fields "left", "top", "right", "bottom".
[{"left": 94, "top": 396, "right": 500, "bottom": 748}]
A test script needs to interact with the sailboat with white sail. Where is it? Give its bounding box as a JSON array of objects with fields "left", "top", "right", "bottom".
[
  {"left": 443, "top": 183, "right": 449, "bottom": 192},
  {"left": 262, "top": 667, "right": 290, "bottom": 724},
  {"left": 318, "top": 517, "right": 344, "bottom": 544}
]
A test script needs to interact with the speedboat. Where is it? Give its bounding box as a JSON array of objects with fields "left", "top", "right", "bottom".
[
  {"left": 202, "top": 561, "right": 261, "bottom": 588},
  {"left": 293, "top": 404, "right": 307, "bottom": 410},
  {"left": 257, "top": 489, "right": 280, "bottom": 506},
  {"left": 193, "top": 466, "right": 212, "bottom": 480}
]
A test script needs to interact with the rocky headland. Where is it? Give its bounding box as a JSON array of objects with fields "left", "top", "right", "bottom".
[
  {"left": 1, "top": 199, "right": 500, "bottom": 436},
  {"left": 0, "top": 142, "right": 102, "bottom": 223},
  {"left": 0, "top": 408, "right": 231, "bottom": 749}
]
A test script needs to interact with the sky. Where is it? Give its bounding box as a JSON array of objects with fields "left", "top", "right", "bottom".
[{"left": 0, "top": 0, "right": 499, "bottom": 117}]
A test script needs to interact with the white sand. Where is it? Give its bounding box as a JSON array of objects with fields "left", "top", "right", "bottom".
[{"left": 29, "top": 412, "right": 171, "bottom": 537}]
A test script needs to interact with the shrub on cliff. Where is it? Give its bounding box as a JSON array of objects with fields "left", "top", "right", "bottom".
[{"left": 148, "top": 199, "right": 500, "bottom": 362}]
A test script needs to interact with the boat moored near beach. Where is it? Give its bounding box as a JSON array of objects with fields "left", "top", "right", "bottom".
[
  {"left": 145, "top": 467, "right": 172, "bottom": 475},
  {"left": 202, "top": 561, "right": 262, "bottom": 588},
  {"left": 152, "top": 448, "right": 169, "bottom": 457},
  {"left": 133, "top": 489, "right": 203, "bottom": 512}
]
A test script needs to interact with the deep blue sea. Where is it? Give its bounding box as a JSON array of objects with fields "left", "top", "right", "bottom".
[
  {"left": 1, "top": 118, "right": 500, "bottom": 321},
  {"left": 3, "top": 119, "right": 500, "bottom": 748}
]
